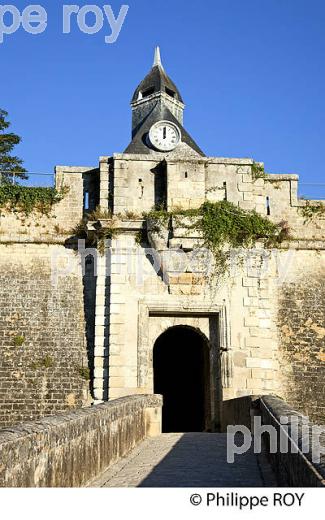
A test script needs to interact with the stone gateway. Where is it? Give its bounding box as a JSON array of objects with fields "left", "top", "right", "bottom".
[{"left": 0, "top": 47, "right": 324, "bottom": 432}]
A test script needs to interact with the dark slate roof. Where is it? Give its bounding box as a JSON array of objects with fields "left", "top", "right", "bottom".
[
  {"left": 131, "top": 65, "right": 184, "bottom": 104},
  {"left": 124, "top": 100, "right": 205, "bottom": 156}
]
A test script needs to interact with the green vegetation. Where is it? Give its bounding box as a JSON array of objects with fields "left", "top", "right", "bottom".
[
  {"left": 78, "top": 366, "right": 90, "bottom": 381},
  {"left": 299, "top": 200, "right": 325, "bottom": 221},
  {"left": 76, "top": 201, "right": 289, "bottom": 269},
  {"left": 251, "top": 162, "right": 266, "bottom": 180},
  {"left": 122, "top": 210, "right": 140, "bottom": 220},
  {"left": 13, "top": 335, "right": 25, "bottom": 347},
  {"left": 42, "top": 355, "right": 54, "bottom": 368},
  {"left": 147, "top": 208, "right": 197, "bottom": 220},
  {"left": 146, "top": 200, "right": 284, "bottom": 246},
  {"left": 0, "top": 110, "right": 69, "bottom": 215},
  {"left": 73, "top": 208, "right": 117, "bottom": 255},
  {"left": 85, "top": 207, "right": 112, "bottom": 220},
  {"left": 198, "top": 200, "right": 285, "bottom": 249},
  {"left": 30, "top": 355, "right": 54, "bottom": 370},
  {"left": 0, "top": 108, "right": 27, "bottom": 181},
  {"left": 135, "top": 226, "right": 147, "bottom": 245},
  {"left": 146, "top": 200, "right": 289, "bottom": 272},
  {"left": 0, "top": 183, "right": 68, "bottom": 216}
]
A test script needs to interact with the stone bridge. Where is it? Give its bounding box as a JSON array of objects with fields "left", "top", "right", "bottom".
[{"left": 0, "top": 395, "right": 324, "bottom": 488}]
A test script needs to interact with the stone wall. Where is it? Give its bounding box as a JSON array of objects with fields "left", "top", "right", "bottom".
[
  {"left": 221, "top": 395, "right": 259, "bottom": 431},
  {"left": 0, "top": 244, "right": 90, "bottom": 427},
  {"left": 91, "top": 222, "right": 325, "bottom": 429},
  {"left": 0, "top": 168, "right": 99, "bottom": 427},
  {"left": 0, "top": 395, "right": 162, "bottom": 487},
  {"left": 1, "top": 154, "right": 325, "bottom": 429},
  {"left": 259, "top": 395, "right": 325, "bottom": 487},
  {"left": 92, "top": 154, "right": 325, "bottom": 426},
  {"left": 222, "top": 395, "right": 325, "bottom": 486},
  {"left": 91, "top": 229, "right": 281, "bottom": 423},
  {"left": 99, "top": 154, "right": 325, "bottom": 242},
  {"left": 277, "top": 251, "right": 325, "bottom": 423},
  {"left": 0, "top": 168, "right": 94, "bottom": 241}
]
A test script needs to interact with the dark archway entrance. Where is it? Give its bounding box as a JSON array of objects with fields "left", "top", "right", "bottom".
[{"left": 153, "top": 326, "right": 210, "bottom": 433}]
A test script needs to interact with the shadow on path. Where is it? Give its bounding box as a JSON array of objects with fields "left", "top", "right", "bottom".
[
  {"left": 138, "top": 433, "right": 271, "bottom": 487},
  {"left": 92, "top": 433, "right": 277, "bottom": 487}
]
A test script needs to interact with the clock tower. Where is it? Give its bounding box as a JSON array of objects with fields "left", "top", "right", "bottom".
[{"left": 125, "top": 47, "right": 205, "bottom": 157}]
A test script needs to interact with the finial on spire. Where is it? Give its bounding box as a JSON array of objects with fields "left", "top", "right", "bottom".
[{"left": 153, "top": 46, "right": 163, "bottom": 69}]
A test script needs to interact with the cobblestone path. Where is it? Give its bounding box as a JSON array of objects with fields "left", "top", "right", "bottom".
[{"left": 90, "top": 433, "right": 277, "bottom": 487}]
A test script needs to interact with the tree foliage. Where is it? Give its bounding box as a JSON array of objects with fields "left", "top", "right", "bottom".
[{"left": 0, "top": 109, "right": 27, "bottom": 181}]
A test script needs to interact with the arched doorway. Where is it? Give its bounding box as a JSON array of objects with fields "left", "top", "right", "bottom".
[{"left": 153, "top": 326, "right": 210, "bottom": 433}]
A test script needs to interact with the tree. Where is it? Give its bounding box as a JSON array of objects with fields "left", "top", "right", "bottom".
[{"left": 0, "top": 109, "right": 27, "bottom": 182}]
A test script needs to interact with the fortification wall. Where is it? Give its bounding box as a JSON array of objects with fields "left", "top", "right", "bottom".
[
  {"left": 0, "top": 169, "right": 96, "bottom": 428},
  {"left": 0, "top": 243, "right": 91, "bottom": 428},
  {"left": 277, "top": 250, "right": 325, "bottom": 423},
  {"left": 101, "top": 155, "right": 325, "bottom": 241},
  {"left": 0, "top": 168, "right": 93, "bottom": 241}
]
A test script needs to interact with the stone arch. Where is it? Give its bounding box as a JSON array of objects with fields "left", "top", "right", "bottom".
[{"left": 153, "top": 325, "right": 211, "bottom": 432}]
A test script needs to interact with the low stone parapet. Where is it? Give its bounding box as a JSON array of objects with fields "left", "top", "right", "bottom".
[
  {"left": 221, "top": 395, "right": 260, "bottom": 431},
  {"left": 259, "top": 395, "right": 325, "bottom": 487},
  {"left": 0, "top": 395, "right": 162, "bottom": 488}
]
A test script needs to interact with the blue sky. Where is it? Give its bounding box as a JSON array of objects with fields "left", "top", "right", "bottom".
[{"left": 1, "top": 0, "right": 325, "bottom": 198}]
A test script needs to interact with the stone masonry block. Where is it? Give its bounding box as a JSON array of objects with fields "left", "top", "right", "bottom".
[
  {"left": 244, "top": 317, "right": 260, "bottom": 327},
  {"left": 246, "top": 358, "right": 263, "bottom": 368},
  {"left": 243, "top": 278, "right": 258, "bottom": 287}
]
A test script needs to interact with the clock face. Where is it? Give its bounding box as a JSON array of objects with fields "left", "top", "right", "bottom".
[{"left": 148, "top": 121, "right": 181, "bottom": 151}]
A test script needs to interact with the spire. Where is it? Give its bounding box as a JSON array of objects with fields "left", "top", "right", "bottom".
[
  {"left": 153, "top": 46, "right": 163, "bottom": 69},
  {"left": 131, "top": 47, "right": 184, "bottom": 104}
]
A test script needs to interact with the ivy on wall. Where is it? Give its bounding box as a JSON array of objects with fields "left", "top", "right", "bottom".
[
  {"left": 146, "top": 201, "right": 286, "bottom": 245},
  {"left": 198, "top": 200, "right": 285, "bottom": 247},
  {"left": 0, "top": 184, "right": 68, "bottom": 216},
  {"left": 75, "top": 201, "right": 289, "bottom": 267},
  {"left": 145, "top": 200, "right": 289, "bottom": 272}
]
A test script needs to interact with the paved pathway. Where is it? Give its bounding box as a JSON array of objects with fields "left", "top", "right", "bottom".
[{"left": 90, "top": 433, "right": 277, "bottom": 487}]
